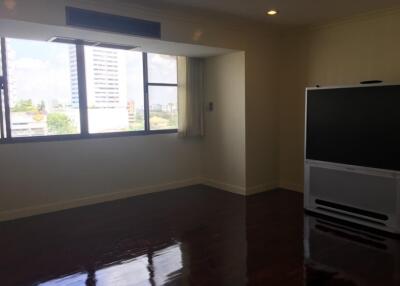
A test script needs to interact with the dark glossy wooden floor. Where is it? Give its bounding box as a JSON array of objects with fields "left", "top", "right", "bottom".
[{"left": 1, "top": 186, "right": 399, "bottom": 286}]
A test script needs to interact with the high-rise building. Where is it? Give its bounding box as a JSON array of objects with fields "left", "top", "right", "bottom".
[
  {"left": 127, "top": 100, "right": 136, "bottom": 126},
  {"left": 84, "top": 47, "right": 128, "bottom": 108},
  {"left": 70, "top": 46, "right": 128, "bottom": 109},
  {"left": 70, "top": 46, "right": 129, "bottom": 132},
  {"left": 5, "top": 40, "right": 16, "bottom": 107},
  {"left": 69, "top": 46, "right": 79, "bottom": 108}
]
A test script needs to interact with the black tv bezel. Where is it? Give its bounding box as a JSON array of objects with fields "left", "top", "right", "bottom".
[{"left": 305, "top": 83, "right": 400, "bottom": 172}]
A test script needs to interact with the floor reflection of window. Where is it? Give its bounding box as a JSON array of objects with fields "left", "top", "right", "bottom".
[
  {"left": 153, "top": 244, "right": 183, "bottom": 284},
  {"left": 95, "top": 254, "right": 150, "bottom": 286},
  {"left": 38, "top": 272, "right": 88, "bottom": 285},
  {"left": 37, "top": 243, "right": 183, "bottom": 286},
  {"left": 93, "top": 243, "right": 183, "bottom": 286}
]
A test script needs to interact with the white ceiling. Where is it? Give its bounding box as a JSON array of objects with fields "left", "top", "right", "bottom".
[{"left": 127, "top": 0, "right": 400, "bottom": 26}]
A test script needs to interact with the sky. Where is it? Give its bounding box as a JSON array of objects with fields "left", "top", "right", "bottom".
[{"left": 7, "top": 38, "right": 73, "bottom": 107}]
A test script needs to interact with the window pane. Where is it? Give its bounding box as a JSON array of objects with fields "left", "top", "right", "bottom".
[
  {"left": 149, "top": 86, "right": 178, "bottom": 130},
  {"left": 6, "top": 38, "right": 80, "bottom": 137},
  {"left": 148, "top": 53, "right": 177, "bottom": 84},
  {"left": 85, "top": 46, "right": 144, "bottom": 133}
]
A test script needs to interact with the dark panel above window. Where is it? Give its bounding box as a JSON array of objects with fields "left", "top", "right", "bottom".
[{"left": 65, "top": 7, "right": 161, "bottom": 39}]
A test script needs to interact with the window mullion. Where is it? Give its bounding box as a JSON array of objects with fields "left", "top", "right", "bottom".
[
  {"left": 0, "top": 75, "right": 4, "bottom": 140},
  {"left": 1, "top": 37, "right": 12, "bottom": 139},
  {"left": 147, "top": 83, "right": 177, "bottom": 87},
  {"left": 143, "top": 52, "right": 150, "bottom": 132},
  {"left": 76, "top": 42, "right": 89, "bottom": 135}
]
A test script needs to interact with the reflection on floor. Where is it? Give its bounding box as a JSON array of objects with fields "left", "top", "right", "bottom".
[
  {"left": 304, "top": 216, "right": 400, "bottom": 286},
  {"left": 0, "top": 185, "right": 399, "bottom": 285},
  {"left": 38, "top": 244, "right": 183, "bottom": 286}
]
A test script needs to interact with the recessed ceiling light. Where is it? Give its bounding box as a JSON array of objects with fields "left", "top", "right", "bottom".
[{"left": 267, "top": 10, "right": 278, "bottom": 16}]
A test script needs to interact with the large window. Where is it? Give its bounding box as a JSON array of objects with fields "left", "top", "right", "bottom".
[{"left": 0, "top": 37, "right": 178, "bottom": 143}]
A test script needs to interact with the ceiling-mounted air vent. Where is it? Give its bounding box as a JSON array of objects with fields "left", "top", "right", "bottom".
[
  {"left": 48, "top": 37, "right": 138, "bottom": 51},
  {"left": 65, "top": 7, "right": 161, "bottom": 39}
]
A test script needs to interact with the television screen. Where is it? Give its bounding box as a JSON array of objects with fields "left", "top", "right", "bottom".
[{"left": 306, "top": 85, "right": 400, "bottom": 171}]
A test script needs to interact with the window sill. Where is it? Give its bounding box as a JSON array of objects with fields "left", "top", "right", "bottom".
[{"left": 0, "top": 129, "right": 178, "bottom": 144}]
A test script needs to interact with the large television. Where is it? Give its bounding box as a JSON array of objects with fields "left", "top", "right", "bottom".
[{"left": 306, "top": 84, "right": 400, "bottom": 171}]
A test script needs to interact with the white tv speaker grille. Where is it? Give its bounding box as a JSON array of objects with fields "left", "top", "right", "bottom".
[{"left": 309, "top": 166, "right": 397, "bottom": 215}]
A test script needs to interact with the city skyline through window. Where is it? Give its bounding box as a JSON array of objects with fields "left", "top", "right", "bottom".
[
  {"left": 147, "top": 53, "right": 178, "bottom": 131},
  {"left": 6, "top": 38, "right": 80, "bottom": 137},
  {"left": 84, "top": 46, "right": 145, "bottom": 133},
  {"left": 0, "top": 37, "right": 179, "bottom": 142}
]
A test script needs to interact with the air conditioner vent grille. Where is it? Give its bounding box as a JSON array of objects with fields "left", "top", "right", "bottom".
[
  {"left": 315, "top": 199, "right": 388, "bottom": 221},
  {"left": 316, "top": 207, "right": 386, "bottom": 226}
]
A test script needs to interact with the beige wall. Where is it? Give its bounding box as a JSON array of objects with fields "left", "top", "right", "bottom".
[
  {"left": 279, "top": 8, "right": 400, "bottom": 191},
  {"left": 0, "top": 0, "right": 281, "bottom": 220},
  {"left": 245, "top": 41, "right": 280, "bottom": 193},
  {"left": 203, "top": 52, "right": 246, "bottom": 194},
  {"left": 0, "top": 135, "right": 202, "bottom": 219},
  {"left": 4, "top": 0, "right": 396, "bottom": 219}
]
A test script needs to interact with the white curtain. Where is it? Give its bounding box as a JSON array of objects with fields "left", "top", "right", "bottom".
[{"left": 177, "top": 56, "right": 205, "bottom": 138}]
